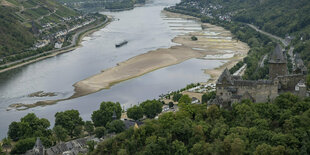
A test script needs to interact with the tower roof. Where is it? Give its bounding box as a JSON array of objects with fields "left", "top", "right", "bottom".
[
  {"left": 112, "top": 110, "right": 117, "bottom": 120},
  {"left": 217, "top": 68, "right": 233, "bottom": 85},
  {"left": 34, "top": 137, "right": 44, "bottom": 149},
  {"left": 269, "top": 44, "right": 286, "bottom": 63}
]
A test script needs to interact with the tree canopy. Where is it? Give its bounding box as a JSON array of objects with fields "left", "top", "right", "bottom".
[
  {"left": 140, "top": 100, "right": 162, "bottom": 119},
  {"left": 91, "top": 93, "right": 310, "bottom": 154},
  {"left": 54, "top": 110, "right": 84, "bottom": 138},
  {"left": 91, "top": 101, "right": 122, "bottom": 127},
  {"left": 8, "top": 113, "right": 51, "bottom": 141},
  {"left": 127, "top": 105, "right": 144, "bottom": 121}
]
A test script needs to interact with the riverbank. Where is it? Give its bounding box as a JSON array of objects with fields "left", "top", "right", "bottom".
[
  {"left": 9, "top": 10, "right": 249, "bottom": 110},
  {"left": 0, "top": 16, "right": 111, "bottom": 74},
  {"left": 72, "top": 11, "right": 249, "bottom": 98}
]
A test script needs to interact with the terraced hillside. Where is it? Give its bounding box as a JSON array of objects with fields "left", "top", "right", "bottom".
[{"left": 0, "top": 0, "right": 80, "bottom": 61}]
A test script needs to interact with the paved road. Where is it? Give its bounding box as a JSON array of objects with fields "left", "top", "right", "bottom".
[
  {"left": 247, "top": 24, "right": 289, "bottom": 47},
  {"left": 259, "top": 54, "right": 268, "bottom": 68},
  {"left": 0, "top": 17, "right": 108, "bottom": 69}
]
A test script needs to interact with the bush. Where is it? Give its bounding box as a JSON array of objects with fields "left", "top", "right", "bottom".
[
  {"left": 95, "top": 127, "right": 106, "bottom": 138},
  {"left": 107, "top": 120, "right": 125, "bottom": 133},
  {"left": 191, "top": 36, "right": 198, "bottom": 41},
  {"left": 127, "top": 105, "right": 144, "bottom": 121}
]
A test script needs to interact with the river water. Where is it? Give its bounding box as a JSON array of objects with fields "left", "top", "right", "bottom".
[{"left": 0, "top": 0, "right": 225, "bottom": 138}]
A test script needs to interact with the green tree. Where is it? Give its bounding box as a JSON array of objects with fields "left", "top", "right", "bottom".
[
  {"left": 206, "top": 104, "right": 221, "bottom": 121},
  {"left": 140, "top": 100, "right": 162, "bottom": 118},
  {"left": 178, "top": 95, "right": 191, "bottom": 104},
  {"left": 254, "top": 143, "right": 272, "bottom": 155},
  {"left": 173, "top": 93, "right": 182, "bottom": 102},
  {"left": 117, "top": 149, "right": 128, "bottom": 155},
  {"left": 55, "top": 110, "right": 84, "bottom": 138},
  {"left": 10, "top": 138, "right": 35, "bottom": 154},
  {"left": 87, "top": 140, "right": 96, "bottom": 152},
  {"left": 127, "top": 105, "right": 144, "bottom": 121},
  {"left": 231, "top": 138, "right": 246, "bottom": 155},
  {"left": 53, "top": 126, "right": 68, "bottom": 142},
  {"left": 271, "top": 145, "right": 286, "bottom": 155},
  {"left": 169, "top": 102, "right": 174, "bottom": 108},
  {"left": 172, "top": 140, "right": 188, "bottom": 155},
  {"left": 8, "top": 113, "right": 51, "bottom": 141},
  {"left": 191, "top": 36, "right": 198, "bottom": 41},
  {"left": 85, "top": 121, "right": 94, "bottom": 135},
  {"left": 91, "top": 101, "right": 122, "bottom": 127},
  {"left": 7, "top": 122, "right": 20, "bottom": 141},
  {"left": 73, "top": 126, "right": 83, "bottom": 138},
  {"left": 107, "top": 120, "right": 125, "bottom": 133},
  {"left": 190, "top": 141, "right": 210, "bottom": 155},
  {"left": 201, "top": 91, "right": 216, "bottom": 104},
  {"left": 95, "top": 127, "right": 106, "bottom": 138}
]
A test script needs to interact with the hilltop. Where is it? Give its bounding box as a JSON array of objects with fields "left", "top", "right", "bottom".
[{"left": 56, "top": 0, "right": 146, "bottom": 12}]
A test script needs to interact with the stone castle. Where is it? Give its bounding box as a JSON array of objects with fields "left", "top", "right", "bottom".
[{"left": 215, "top": 45, "right": 307, "bottom": 106}]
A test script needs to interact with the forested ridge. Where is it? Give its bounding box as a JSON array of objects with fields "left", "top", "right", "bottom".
[
  {"left": 165, "top": 0, "right": 310, "bottom": 81},
  {"left": 91, "top": 93, "right": 310, "bottom": 154},
  {"left": 56, "top": 0, "right": 146, "bottom": 12},
  {"left": 178, "top": 0, "right": 310, "bottom": 38}
]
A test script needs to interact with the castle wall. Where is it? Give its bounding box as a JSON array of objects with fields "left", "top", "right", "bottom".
[
  {"left": 233, "top": 82, "right": 278, "bottom": 103},
  {"left": 216, "top": 80, "right": 278, "bottom": 103},
  {"left": 216, "top": 85, "right": 233, "bottom": 103},
  {"left": 278, "top": 74, "right": 306, "bottom": 92}
]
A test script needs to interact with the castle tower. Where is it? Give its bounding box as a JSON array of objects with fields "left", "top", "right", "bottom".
[{"left": 269, "top": 45, "right": 287, "bottom": 79}]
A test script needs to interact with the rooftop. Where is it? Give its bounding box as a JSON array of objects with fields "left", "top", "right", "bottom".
[{"left": 269, "top": 44, "right": 287, "bottom": 63}]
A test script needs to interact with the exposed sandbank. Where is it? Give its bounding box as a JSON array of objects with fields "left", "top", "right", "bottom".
[{"left": 11, "top": 11, "right": 249, "bottom": 110}]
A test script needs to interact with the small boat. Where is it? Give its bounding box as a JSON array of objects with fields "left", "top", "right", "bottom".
[{"left": 115, "top": 40, "right": 128, "bottom": 48}]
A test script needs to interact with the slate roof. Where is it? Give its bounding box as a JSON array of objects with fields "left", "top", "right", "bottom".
[
  {"left": 217, "top": 68, "right": 233, "bottom": 85},
  {"left": 269, "top": 44, "right": 287, "bottom": 63},
  {"left": 45, "top": 137, "right": 89, "bottom": 155},
  {"left": 34, "top": 137, "right": 44, "bottom": 149},
  {"left": 123, "top": 120, "right": 143, "bottom": 129}
]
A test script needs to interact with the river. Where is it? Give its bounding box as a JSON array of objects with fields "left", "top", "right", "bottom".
[{"left": 0, "top": 0, "right": 226, "bottom": 138}]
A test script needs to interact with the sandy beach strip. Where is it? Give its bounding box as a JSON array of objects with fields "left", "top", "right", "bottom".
[{"left": 72, "top": 45, "right": 208, "bottom": 97}]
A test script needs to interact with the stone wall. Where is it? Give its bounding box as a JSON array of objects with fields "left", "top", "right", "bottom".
[
  {"left": 216, "top": 80, "right": 278, "bottom": 103},
  {"left": 278, "top": 74, "right": 306, "bottom": 92}
]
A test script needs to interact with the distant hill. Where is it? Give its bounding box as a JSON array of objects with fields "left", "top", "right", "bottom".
[
  {"left": 171, "top": 0, "right": 310, "bottom": 69},
  {"left": 176, "top": 0, "right": 310, "bottom": 38},
  {"left": 56, "top": 0, "right": 145, "bottom": 12},
  {"left": 0, "top": 0, "right": 78, "bottom": 59}
]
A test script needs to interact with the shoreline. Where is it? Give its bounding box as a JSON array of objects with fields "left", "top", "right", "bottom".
[
  {"left": 0, "top": 17, "right": 111, "bottom": 74},
  {"left": 10, "top": 10, "right": 249, "bottom": 110}
]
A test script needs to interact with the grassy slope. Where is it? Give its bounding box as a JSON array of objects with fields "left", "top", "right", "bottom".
[{"left": 0, "top": 6, "right": 35, "bottom": 57}]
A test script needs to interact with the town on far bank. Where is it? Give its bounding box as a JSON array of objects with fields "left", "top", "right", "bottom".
[{"left": 0, "top": 0, "right": 107, "bottom": 69}]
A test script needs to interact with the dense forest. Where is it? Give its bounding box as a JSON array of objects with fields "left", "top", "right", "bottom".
[{"left": 91, "top": 93, "right": 310, "bottom": 154}]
